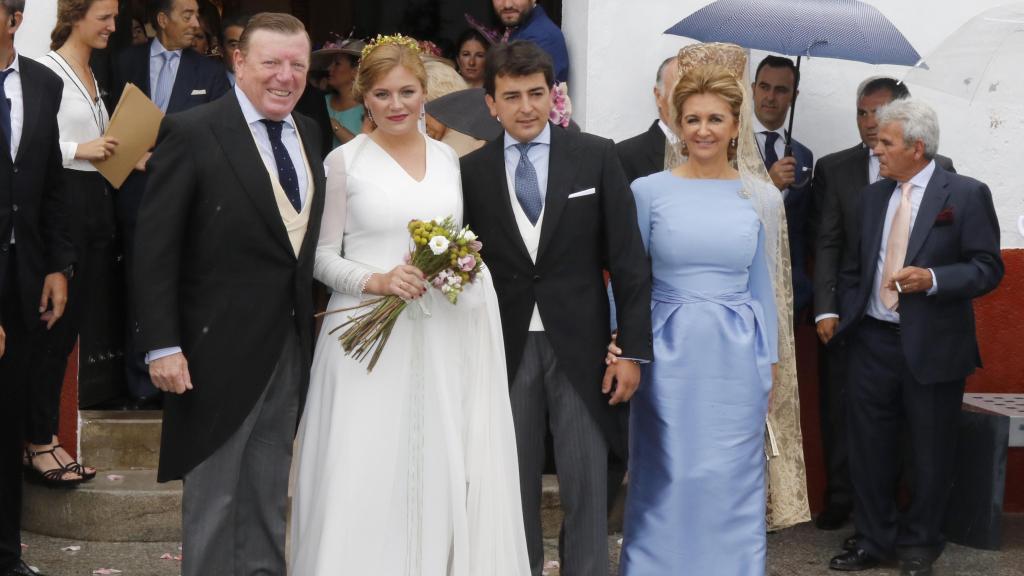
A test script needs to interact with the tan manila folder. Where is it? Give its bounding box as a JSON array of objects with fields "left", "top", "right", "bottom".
[{"left": 93, "top": 83, "right": 164, "bottom": 188}]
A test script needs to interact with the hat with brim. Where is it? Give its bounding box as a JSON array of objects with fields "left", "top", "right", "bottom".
[
  {"left": 311, "top": 38, "right": 366, "bottom": 71},
  {"left": 425, "top": 88, "right": 502, "bottom": 142}
]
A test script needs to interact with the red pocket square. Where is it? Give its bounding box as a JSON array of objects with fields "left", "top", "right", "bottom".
[{"left": 935, "top": 207, "right": 954, "bottom": 225}]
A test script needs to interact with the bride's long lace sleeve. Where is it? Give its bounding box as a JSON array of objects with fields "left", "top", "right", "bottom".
[{"left": 314, "top": 150, "right": 375, "bottom": 296}]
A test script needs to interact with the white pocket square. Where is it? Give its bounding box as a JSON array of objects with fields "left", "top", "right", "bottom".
[
  {"left": 190, "top": 89, "right": 207, "bottom": 96},
  {"left": 568, "top": 188, "right": 596, "bottom": 199}
]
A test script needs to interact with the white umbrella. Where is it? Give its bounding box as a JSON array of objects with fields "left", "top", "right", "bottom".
[{"left": 904, "top": 3, "right": 1024, "bottom": 103}]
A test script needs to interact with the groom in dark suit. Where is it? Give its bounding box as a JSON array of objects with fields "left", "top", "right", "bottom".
[
  {"left": 110, "top": 0, "right": 230, "bottom": 404},
  {"left": 829, "top": 99, "right": 1002, "bottom": 575},
  {"left": 461, "top": 41, "right": 652, "bottom": 576},
  {"left": 133, "top": 13, "right": 325, "bottom": 576},
  {"left": 811, "top": 77, "right": 954, "bottom": 531},
  {"left": 0, "top": 3, "right": 74, "bottom": 573}
]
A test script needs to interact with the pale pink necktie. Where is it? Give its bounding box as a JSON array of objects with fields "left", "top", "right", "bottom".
[{"left": 880, "top": 181, "right": 914, "bottom": 310}]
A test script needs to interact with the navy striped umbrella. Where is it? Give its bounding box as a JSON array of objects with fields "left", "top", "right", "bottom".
[{"left": 666, "top": 0, "right": 922, "bottom": 144}]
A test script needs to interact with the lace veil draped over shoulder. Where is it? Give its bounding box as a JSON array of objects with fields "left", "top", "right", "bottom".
[{"left": 671, "top": 42, "right": 811, "bottom": 530}]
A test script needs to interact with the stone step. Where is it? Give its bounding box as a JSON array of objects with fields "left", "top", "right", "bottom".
[
  {"left": 79, "top": 410, "right": 162, "bottom": 471},
  {"left": 22, "top": 469, "right": 182, "bottom": 542}
]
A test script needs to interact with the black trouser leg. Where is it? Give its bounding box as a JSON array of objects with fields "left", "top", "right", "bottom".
[
  {"left": 25, "top": 268, "right": 78, "bottom": 445},
  {"left": 118, "top": 184, "right": 156, "bottom": 400},
  {"left": 819, "top": 340, "right": 852, "bottom": 511},
  {"left": 847, "top": 324, "right": 903, "bottom": 559},
  {"left": 0, "top": 250, "right": 31, "bottom": 568},
  {"left": 896, "top": 375, "right": 964, "bottom": 560}
]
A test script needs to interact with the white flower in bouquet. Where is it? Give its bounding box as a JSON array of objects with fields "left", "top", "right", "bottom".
[{"left": 429, "top": 235, "right": 450, "bottom": 255}]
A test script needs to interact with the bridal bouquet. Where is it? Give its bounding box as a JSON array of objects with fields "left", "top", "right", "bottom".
[{"left": 322, "top": 216, "right": 484, "bottom": 372}]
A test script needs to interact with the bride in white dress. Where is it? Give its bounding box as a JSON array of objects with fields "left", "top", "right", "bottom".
[{"left": 289, "top": 37, "right": 530, "bottom": 575}]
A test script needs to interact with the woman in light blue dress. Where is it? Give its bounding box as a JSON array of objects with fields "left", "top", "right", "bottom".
[{"left": 619, "top": 45, "right": 790, "bottom": 576}]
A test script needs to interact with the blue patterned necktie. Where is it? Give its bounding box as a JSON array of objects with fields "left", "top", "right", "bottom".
[
  {"left": 0, "top": 68, "right": 13, "bottom": 151},
  {"left": 514, "top": 142, "right": 542, "bottom": 225},
  {"left": 762, "top": 130, "right": 779, "bottom": 171},
  {"left": 154, "top": 51, "right": 178, "bottom": 112},
  {"left": 260, "top": 119, "right": 302, "bottom": 212}
]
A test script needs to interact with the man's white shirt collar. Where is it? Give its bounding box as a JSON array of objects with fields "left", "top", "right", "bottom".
[
  {"left": 657, "top": 119, "right": 680, "bottom": 145},
  {"left": 3, "top": 51, "right": 21, "bottom": 73},
  {"left": 751, "top": 115, "right": 784, "bottom": 139},
  {"left": 234, "top": 84, "right": 297, "bottom": 131},
  {"left": 504, "top": 121, "right": 551, "bottom": 150},
  {"left": 149, "top": 37, "right": 181, "bottom": 58},
  {"left": 904, "top": 160, "right": 936, "bottom": 191}
]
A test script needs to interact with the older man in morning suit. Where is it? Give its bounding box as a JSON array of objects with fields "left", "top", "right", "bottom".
[
  {"left": 110, "top": 0, "right": 230, "bottom": 405},
  {"left": 133, "top": 13, "right": 325, "bottom": 576},
  {"left": 811, "top": 78, "right": 954, "bottom": 532},
  {"left": 828, "top": 99, "right": 1002, "bottom": 576},
  {"left": 0, "top": 2, "right": 73, "bottom": 574}
]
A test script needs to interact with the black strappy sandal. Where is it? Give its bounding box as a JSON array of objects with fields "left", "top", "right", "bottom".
[
  {"left": 54, "top": 443, "right": 97, "bottom": 480},
  {"left": 25, "top": 447, "right": 85, "bottom": 488}
]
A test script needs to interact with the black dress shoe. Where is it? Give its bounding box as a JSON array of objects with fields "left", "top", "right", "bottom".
[
  {"left": 843, "top": 533, "right": 861, "bottom": 551},
  {"left": 816, "top": 505, "right": 852, "bottom": 530},
  {"left": 124, "top": 394, "right": 163, "bottom": 410},
  {"left": 830, "top": 548, "right": 881, "bottom": 571},
  {"left": 1, "top": 559, "right": 46, "bottom": 576},
  {"left": 901, "top": 558, "right": 933, "bottom": 576}
]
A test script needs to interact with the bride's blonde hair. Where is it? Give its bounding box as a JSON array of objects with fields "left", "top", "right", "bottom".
[{"left": 353, "top": 38, "right": 429, "bottom": 101}]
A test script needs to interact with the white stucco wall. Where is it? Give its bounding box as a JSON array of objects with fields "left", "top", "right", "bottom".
[
  {"left": 15, "top": 0, "right": 57, "bottom": 58},
  {"left": 564, "top": 0, "right": 1024, "bottom": 248}
]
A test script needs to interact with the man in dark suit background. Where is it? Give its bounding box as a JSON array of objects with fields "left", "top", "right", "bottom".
[
  {"left": 828, "top": 99, "right": 1003, "bottom": 576},
  {"left": 111, "top": 0, "right": 230, "bottom": 405},
  {"left": 812, "top": 77, "right": 955, "bottom": 531},
  {"left": 0, "top": 2, "right": 74, "bottom": 574},
  {"left": 462, "top": 41, "right": 652, "bottom": 576},
  {"left": 752, "top": 55, "right": 814, "bottom": 314},
  {"left": 133, "top": 13, "right": 325, "bottom": 576},
  {"left": 616, "top": 55, "right": 679, "bottom": 185}
]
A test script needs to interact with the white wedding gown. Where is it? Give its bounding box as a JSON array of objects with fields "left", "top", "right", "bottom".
[{"left": 290, "top": 134, "right": 530, "bottom": 575}]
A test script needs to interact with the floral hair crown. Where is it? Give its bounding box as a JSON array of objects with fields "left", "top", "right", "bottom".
[{"left": 361, "top": 34, "right": 422, "bottom": 60}]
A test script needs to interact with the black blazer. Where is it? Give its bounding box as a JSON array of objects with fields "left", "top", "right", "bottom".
[
  {"left": 616, "top": 120, "right": 666, "bottom": 186},
  {"left": 812, "top": 144, "right": 954, "bottom": 318},
  {"left": 461, "top": 125, "right": 652, "bottom": 457},
  {"left": 836, "top": 167, "right": 1003, "bottom": 384},
  {"left": 110, "top": 42, "right": 231, "bottom": 223},
  {"left": 109, "top": 41, "right": 230, "bottom": 114},
  {"left": 0, "top": 57, "right": 74, "bottom": 327},
  {"left": 134, "top": 94, "right": 326, "bottom": 481}
]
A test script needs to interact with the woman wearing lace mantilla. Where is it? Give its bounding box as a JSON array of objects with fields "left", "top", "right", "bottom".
[
  {"left": 289, "top": 35, "right": 530, "bottom": 575},
  {"left": 617, "top": 43, "right": 808, "bottom": 575}
]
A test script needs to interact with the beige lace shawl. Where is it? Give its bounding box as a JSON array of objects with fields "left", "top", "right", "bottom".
[{"left": 670, "top": 43, "right": 811, "bottom": 531}]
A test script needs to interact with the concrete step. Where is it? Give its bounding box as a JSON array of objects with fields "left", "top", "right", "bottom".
[
  {"left": 79, "top": 410, "right": 163, "bottom": 471},
  {"left": 22, "top": 469, "right": 182, "bottom": 542}
]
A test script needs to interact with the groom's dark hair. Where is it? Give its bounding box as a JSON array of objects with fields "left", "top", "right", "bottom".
[{"left": 484, "top": 40, "right": 555, "bottom": 97}]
